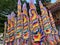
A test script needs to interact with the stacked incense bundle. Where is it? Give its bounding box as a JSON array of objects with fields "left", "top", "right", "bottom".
[
  {"left": 39, "top": 1, "right": 55, "bottom": 45},
  {"left": 9, "top": 12, "right": 15, "bottom": 45},
  {"left": 21, "top": 3, "right": 30, "bottom": 45},
  {"left": 16, "top": 0, "right": 23, "bottom": 45},
  {"left": 39, "top": 1, "right": 52, "bottom": 34},
  {"left": 29, "top": 0, "right": 45, "bottom": 45},
  {"left": 49, "top": 11, "right": 60, "bottom": 44},
  {"left": 4, "top": 0, "right": 59, "bottom": 45}
]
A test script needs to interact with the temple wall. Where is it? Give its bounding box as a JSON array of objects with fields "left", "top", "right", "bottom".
[
  {"left": 53, "top": 10, "right": 60, "bottom": 22},
  {"left": 57, "top": 0, "right": 60, "bottom": 2},
  {"left": 53, "top": 10, "right": 60, "bottom": 35}
]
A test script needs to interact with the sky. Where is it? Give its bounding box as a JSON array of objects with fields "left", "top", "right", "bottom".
[
  {"left": 26, "top": 0, "right": 36, "bottom": 3},
  {"left": 26, "top": 0, "right": 56, "bottom": 3},
  {"left": 51, "top": 0, "right": 56, "bottom": 3}
]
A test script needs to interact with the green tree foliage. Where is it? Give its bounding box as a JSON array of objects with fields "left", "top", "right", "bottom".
[
  {"left": 0, "top": 0, "right": 26, "bottom": 33},
  {"left": 0, "top": 14, "right": 7, "bottom": 33},
  {"left": 41, "top": 0, "right": 51, "bottom": 3},
  {"left": 0, "top": 0, "right": 17, "bottom": 14}
]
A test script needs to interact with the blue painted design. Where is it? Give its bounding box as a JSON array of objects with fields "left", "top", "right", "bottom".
[{"left": 32, "top": 29, "right": 39, "bottom": 34}]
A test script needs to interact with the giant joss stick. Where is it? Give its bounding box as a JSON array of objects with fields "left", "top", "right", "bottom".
[
  {"left": 22, "top": 3, "right": 30, "bottom": 45},
  {"left": 7, "top": 15, "right": 12, "bottom": 45},
  {"left": 39, "top": 1, "right": 52, "bottom": 34},
  {"left": 16, "top": 0, "right": 23, "bottom": 45},
  {"left": 29, "top": 0, "right": 44, "bottom": 45},
  {"left": 39, "top": 1, "right": 55, "bottom": 45},
  {"left": 49, "top": 11, "right": 60, "bottom": 43},
  {"left": 49, "top": 11, "right": 57, "bottom": 32},
  {"left": 9, "top": 12, "right": 15, "bottom": 45},
  {"left": 49, "top": 11, "right": 57, "bottom": 45}
]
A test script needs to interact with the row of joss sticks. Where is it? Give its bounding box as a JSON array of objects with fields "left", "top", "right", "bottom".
[{"left": 5, "top": 0, "right": 60, "bottom": 45}]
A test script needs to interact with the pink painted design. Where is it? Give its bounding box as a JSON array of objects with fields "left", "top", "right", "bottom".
[{"left": 18, "top": 0, "right": 21, "bottom": 5}]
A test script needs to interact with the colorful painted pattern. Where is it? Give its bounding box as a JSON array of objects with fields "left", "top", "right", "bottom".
[
  {"left": 29, "top": 1, "right": 45, "bottom": 44},
  {"left": 16, "top": 0, "right": 23, "bottom": 39},
  {"left": 22, "top": 3, "right": 29, "bottom": 40},
  {"left": 4, "top": 0, "right": 60, "bottom": 45},
  {"left": 39, "top": 1, "right": 52, "bottom": 34}
]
